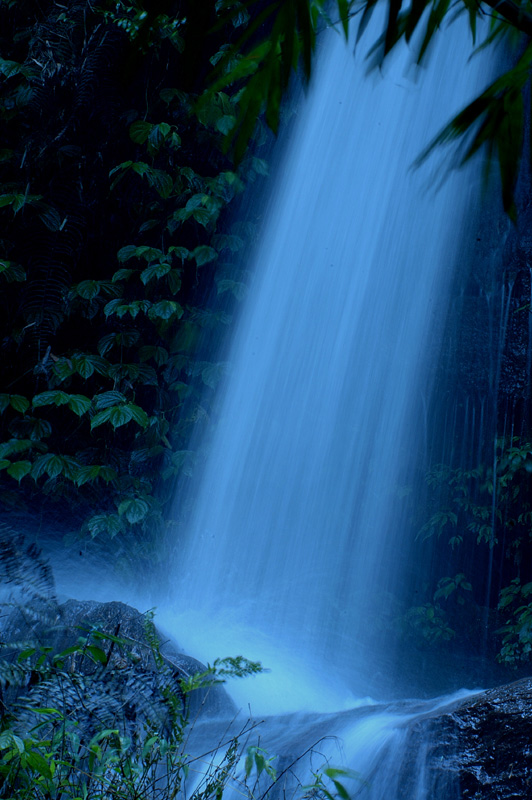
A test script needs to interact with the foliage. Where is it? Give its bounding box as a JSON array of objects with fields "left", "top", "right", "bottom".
[
  {"left": 0, "top": 0, "right": 527, "bottom": 557},
  {"left": 0, "top": 587, "right": 355, "bottom": 800},
  {"left": 418, "top": 437, "right": 532, "bottom": 663},
  {"left": 0, "top": 620, "right": 263, "bottom": 799},
  {"left": 210, "top": 0, "right": 529, "bottom": 215},
  {"left": 0, "top": 0, "right": 267, "bottom": 556}
]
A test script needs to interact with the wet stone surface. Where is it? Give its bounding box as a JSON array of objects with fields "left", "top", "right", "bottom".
[
  {"left": 0, "top": 598, "right": 235, "bottom": 729},
  {"left": 402, "top": 679, "right": 532, "bottom": 799}
]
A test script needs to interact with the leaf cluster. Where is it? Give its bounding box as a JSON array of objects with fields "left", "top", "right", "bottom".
[{"left": 0, "top": 0, "right": 268, "bottom": 557}]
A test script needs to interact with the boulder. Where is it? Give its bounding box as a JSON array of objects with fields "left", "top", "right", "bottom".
[
  {"left": 0, "top": 598, "right": 235, "bottom": 736},
  {"left": 400, "top": 678, "right": 532, "bottom": 799}
]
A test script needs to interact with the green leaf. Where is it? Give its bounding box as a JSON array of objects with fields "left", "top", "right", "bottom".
[
  {"left": 146, "top": 168, "right": 173, "bottom": 198},
  {"left": 90, "top": 408, "right": 113, "bottom": 430},
  {"left": 129, "top": 120, "right": 153, "bottom": 144},
  {"left": 0, "top": 260, "right": 26, "bottom": 282},
  {"left": 99, "top": 466, "right": 117, "bottom": 483},
  {"left": 25, "top": 750, "right": 52, "bottom": 780},
  {"left": 118, "top": 497, "right": 150, "bottom": 524},
  {"left": 44, "top": 454, "right": 65, "bottom": 479},
  {"left": 166, "top": 269, "right": 182, "bottom": 294},
  {"left": 168, "top": 245, "right": 189, "bottom": 260},
  {"left": 148, "top": 300, "right": 183, "bottom": 320},
  {"left": 201, "top": 362, "right": 227, "bottom": 389},
  {"left": 74, "top": 465, "right": 102, "bottom": 486},
  {"left": 112, "top": 269, "right": 135, "bottom": 286},
  {"left": 108, "top": 405, "right": 133, "bottom": 428},
  {"left": 104, "top": 298, "right": 125, "bottom": 317},
  {"left": 67, "top": 395, "right": 92, "bottom": 416},
  {"left": 93, "top": 391, "right": 127, "bottom": 410},
  {"left": 251, "top": 157, "right": 269, "bottom": 176},
  {"left": 85, "top": 645, "right": 108, "bottom": 664},
  {"left": 87, "top": 513, "right": 124, "bottom": 539},
  {"left": 75, "top": 280, "right": 100, "bottom": 300},
  {"left": 126, "top": 403, "right": 148, "bottom": 428},
  {"left": 192, "top": 246, "right": 218, "bottom": 266},
  {"left": 33, "top": 391, "right": 70, "bottom": 408},
  {"left": 217, "top": 278, "right": 247, "bottom": 300},
  {"left": 136, "top": 246, "right": 164, "bottom": 261},
  {"left": 7, "top": 460, "right": 32, "bottom": 481},
  {"left": 131, "top": 161, "right": 149, "bottom": 176},
  {"left": 52, "top": 359, "right": 74, "bottom": 381},
  {"left": 192, "top": 207, "right": 213, "bottom": 227},
  {"left": 10, "top": 395, "right": 29, "bottom": 413},
  {"left": 138, "top": 345, "right": 168, "bottom": 365},
  {"left": 71, "top": 354, "right": 109, "bottom": 379},
  {"left": 216, "top": 114, "right": 237, "bottom": 135},
  {"left": 117, "top": 245, "right": 139, "bottom": 263},
  {"left": 140, "top": 262, "right": 171, "bottom": 284}
]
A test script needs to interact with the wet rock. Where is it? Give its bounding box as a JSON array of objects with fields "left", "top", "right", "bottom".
[
  {"left": 402, "top": 678, "right": 532, "bottom": 799},
  {"left": 0, "top": 598, "right": 235, "bottom": 731}
]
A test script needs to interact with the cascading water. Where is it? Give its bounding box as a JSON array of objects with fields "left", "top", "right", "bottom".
[
  {"left": 157, "top": 13, "right": 499, "bottom": 798},
  {"left": 164, "top": 14, "right": 494, "bottom": 712}
]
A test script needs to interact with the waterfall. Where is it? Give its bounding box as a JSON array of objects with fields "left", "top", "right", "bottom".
[{"left": 162, "top": 16, "right": 496, "bottom": 716}]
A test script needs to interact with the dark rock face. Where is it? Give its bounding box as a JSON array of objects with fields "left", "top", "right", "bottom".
[
  {"left": 0, "top": 598, "right": 235, "bottom": 730},
  {"left": 402, "top": 679, "right": 532, "bottom": 799}
]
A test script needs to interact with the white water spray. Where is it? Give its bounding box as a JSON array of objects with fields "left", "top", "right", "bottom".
[{"left": 163, "top": 16, "right": 494, "bottom": 721}]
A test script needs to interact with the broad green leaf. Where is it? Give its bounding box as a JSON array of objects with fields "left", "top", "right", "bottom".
[
  {"left": 192, "top": 207, "right": 214, "bottom": 226},
  {"left": 149, "top": 300, "right": 183, "bottom": 320},
  {"left": 67, "top": 395, "right": 92, "bottom": 416},
  {"left": 140, "top": 262, "right": 171, "bottom": 284},
  {"left": 108, "top": 405, "right": 133, "bottom": 428},
  {"left": 131, "top": 161, "right": 149, "bottom": 176},
  {"left": 146, "top": 168, "right": 173, "bottom": 198},
  {"left": 217, "top": 278, "right": 247, "bottom": 300},
  {"left": 10, "top": 395, "right": 29, "bottom": 413},
  {"left": 117, "top": 245, "right": 138, "bottom": 263},
  {"left": 104, "top": 298, "right": 125, "bottom": 317},
  {"left": 201, "top": 362, "right": 227, "bottom": 389},
  {"left": 192, "top": 246, "right": 217, "bottom": 266},
  {"left": 25, "top": 750, "right": 52, "bottom": 780},
  {"left": 135, "top": 246, "right": 164, "bottom": 261},
  {"left": 0, "top": 260, "right": 26, "bottom": 282},
  {"left": 251, "top": 157, "right": 269, "bottom": 176},
  {"left": 99, "top": 466, "right": 117, "bottom": 483},
  {"left": 7, "top": 460, "right": 31, "bottom": 481},
  {"left": 118, "top": 497, "right": 150, "bottom": 524},
  {"left": 0, "top": 394, "right": 9, "bottom": 413},
  {"left": 111, "top": 268, "right": 135, "bottom": 284},
  {"left": 30, "top": 419, "right": 52, "bottom": 440},
  {"left": 90, "top": 408, "right": 113, "bottom": 430},
  {"left": 126, "top": 404, "right": 148, "bottom": 428},
  {"left": 44, "top": 454, "right": 65, "bottom": 479},
  {"left": 129, "top": 120, "right": 153, "bottom": 143},
  {"left": 216, "top": 114, "right": 237, "bottom": 135},
  {"left": 93, "top": 391, "right": 127, "bottom": 410},
  {"left": 71, "top": 356, "right": 94, "bottom": 379},
  {"left": 33, "top": 391, "right": 70, "bottom": 408},
  {"left": 74, "top": 465, "right": 101, "bottom": 486},
  {"left": 87, "top": 512, "right": 124, "bottom": 539},
  {"left": 167, "top": 269, "right": 182, "bottom": 294},
  {"left": 75, "top": 280, "right": 100, "bottom": 300},
  {"left": 138, "top": 345, "right": 168, "bottom": 365},
  {"left": 0, "top": 438, "right": 33, "bottom": 458},
  {"left": 52, "top": 359, "right": 74, "bottom": 381},
  {"left": 85, "top": 645, "right": 108, "bottom": 664}
]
